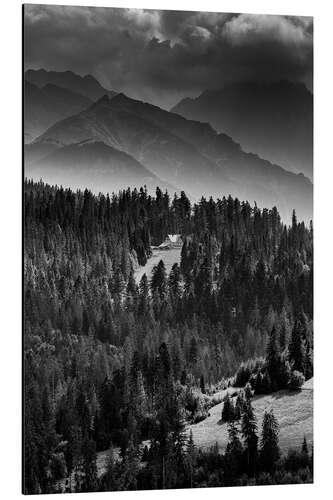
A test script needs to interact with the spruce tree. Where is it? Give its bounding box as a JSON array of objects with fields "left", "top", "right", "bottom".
[
  {"left": 266, "top": 326, "right": 289, "bottom": 390},
  {"left": 79, "top": 438, "right": 98, "bottom": 492},
  {"left": 186, "top": 430, "right": 196, "bottom": 488},
  {"left": 289, "top": 319, "right": 306, "bottom": 374},
  {"left": 189, "top": 336, "right": 198, "bottom": 365},
  {"left": 225, "top": 421, "right": 243, "bottom": 485},
  {"left": 200, "top": 374, "right": 206, "bottom": 394},
  {"left": 244, "top": 382, "right": 253, "bottom": 401},
  {"left": 260, "top": 410, "right": 280, "bottom": 472},
  {"left": 241, "top": 399, "right": 258, "bottom": 475},
  {"left": 234, "top": 391, "right": 245, "bottom": 420},
  {"left": 222, "top": 393, "right": 235, "bottom": 422},
  {"left": 150, "top": 260, "right": 167, "bottom": 299},
  {"left": 168, "top": 263, "right": 181, "bottom": 300},
  {"left": 120, "top": 438, "right": 140, "bottom": 491}
]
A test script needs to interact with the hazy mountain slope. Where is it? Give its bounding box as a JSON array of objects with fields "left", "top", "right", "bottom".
[
  {"left": 32, "top": 96, "right": 224, "bottom": 198},
  {"left": 25, "top": 140, "right": 175, "bottom": 195},
  {"left": 107, "top": 94, "right": 312, "bottom": 219},
  {"left": 24, "top": 81, "right": 93, "bottom": 142},
  {"left": 105, "top": 94, "right": 313, "bottom": 223},
  {"left": 109, "top": 93, "right": 241, "bottom": 159},
  {"left": 31, "top": 93, "right": 312, "bottom": 222},
  {"left": 25, "top": 141, "right": 60, "bottom": 166},
  {"left": 25, "top": 69, "right": 116, "bottom": 101},
  {"left": 172, "top": 81, "right": 313, "bottom": 179}
]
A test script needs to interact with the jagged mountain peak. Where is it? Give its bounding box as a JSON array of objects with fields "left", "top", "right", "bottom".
[{"left": 25, "top": 68, "right": 117, "bottom": 101}]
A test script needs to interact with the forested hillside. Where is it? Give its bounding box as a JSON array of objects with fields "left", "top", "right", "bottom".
[{"left": 24, "top": 180, "right": 313, "bottom": 493}]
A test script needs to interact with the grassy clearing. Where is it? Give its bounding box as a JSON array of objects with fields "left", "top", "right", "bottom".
[
  {"left": 92, "top": 379, "right": 312, "bottom": 483},
  {"left": 134, "top": 247, "right": 182, "bottom": 284},
  {"left": 187, "top": 378, "right": 313, "bottom": 454}
]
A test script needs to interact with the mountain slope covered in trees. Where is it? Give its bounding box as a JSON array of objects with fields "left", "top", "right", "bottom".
[{"left": 24, "top": 180, "right": 313, "bottom": 493}]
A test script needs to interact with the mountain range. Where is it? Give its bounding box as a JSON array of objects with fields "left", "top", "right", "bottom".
[
  {"left": 25, "top": 69, "right": 116, "bottom": 101},
  {"left": 172, "top": 81, "right": 313, "bottom": 180},
  {"left": 24, "top": 80, "right": 93, "bottom": 142},
  {"left": 25, "top": 83, "right": 312, "bottom": 222},
  {"left": 24, "top": 69, "right": 118, "bottom": 142}
]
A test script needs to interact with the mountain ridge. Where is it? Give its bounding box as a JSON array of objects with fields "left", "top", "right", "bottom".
[
  {"left": 171, "top": 80, "right": 313, "bottom": 179},
  {"left": 25, "top": 140, "right": 176, "bottom": 195},
  {"left": 25, "top": 68, "right": 117, "bottom": 101},
  {"left": 28, "top": 91, "right": 312, "bottom": 223},
  {"left": 24, "top": 80, "right": 93, "bottom": 142}
]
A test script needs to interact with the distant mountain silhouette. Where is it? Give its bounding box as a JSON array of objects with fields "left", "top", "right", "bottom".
[
  {"left": 29, "top": 92, "right": 312, "bottom": 223},
  {"left": 172, "top": 81, "right": 313, "bottom": 179},
  {"left": 25, "top": 140, "right": 175, "bottom": 195},
  {"left": 25, "top": 69, "right": 116, "bottom": 101},
  {"left": 24, "top": 80, "right": 92, "bottom": 142}
]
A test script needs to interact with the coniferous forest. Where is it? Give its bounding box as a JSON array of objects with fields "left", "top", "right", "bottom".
[
  {"left": 23, "top": 6, "right": 314, "bottom": 495},
  {"left": 23, "top": 179, "right": 313, "bottom": 494}
]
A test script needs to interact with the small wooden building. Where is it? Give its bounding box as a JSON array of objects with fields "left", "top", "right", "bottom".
[{"left": 159, "top": 234, "right": 183, "bottom": 249}]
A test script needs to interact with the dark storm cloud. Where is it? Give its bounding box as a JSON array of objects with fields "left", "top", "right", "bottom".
[{"left": 24, "top": 5, "right": 313, "bottom": 109}]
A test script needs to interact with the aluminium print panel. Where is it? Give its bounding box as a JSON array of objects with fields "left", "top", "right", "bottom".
[{"left": 23, "top": 3, "right": 313, "bottom": 494}]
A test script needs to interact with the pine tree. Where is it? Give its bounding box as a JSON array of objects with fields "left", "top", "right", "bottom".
[
  {"left": 222, "top": 393, "right": 235, "bottom": 422},
  {"left": 120, "top": 439, "right": 140, "bottom": 491},
  {"left": 186, "top": 430, "right": 196, "bottom": 488},
  {"left": 154, "top": 343, "right": 173, "bottom": 460},
  {"left": 126, "top": 269, "right": 137, "bottom": 301},
  {"left": 150, "top": 260, "right": 167, "bottom": 299},
  {"left": 168, "top": 392, "right": 187, "bottom": 488},
  {"left": 225, "top": 421, "right": 243, "bottom": 485},
  {"left": 138, "top": 273, "right": 149, "bottom": 315},
  {"left": 128, "top": 352, "right": 147, "bottom": 432},
  {"left": 234, "top": 391, "right": 245, "bottom": 420},
  {"left": 241, "top": 399, "right": 258, "bottom": 475},
  {"left": 168, "top": 263, "right": 181, "bottom": 300},
  {"left": 289, "top": 319, "right": 306, "bottom": 374},
  {"left": 266, "top": 327, "right": 280, "bottom": 390},
  {"left": 200, "top": 374, "right": 206, "bottom": 394},
  {"left": 244, "top": 382, "right": 253, "bottom": 401},
  {"left": 301, "top": 435, "right": 309, "bottom": 467},
  {"left": 79, "top": 438, "right": 98, "bottom": 492},
  {"left": 189, "top": 337, "right": 198, "bottom": 365},
  {"left": 266, "top": 326, "right": 289, "bottom": 390},
  {"left": 260, "top": 410, "right": 280, "bottom": 471}
]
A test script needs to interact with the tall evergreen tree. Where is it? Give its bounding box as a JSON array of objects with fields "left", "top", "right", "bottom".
[
  {"left": 241, "top": 399, "right": 258, "bottom": 475},
  {"left": 289, "top": 318, "right": 306, "bottom": 374},
  {"left": 151, "top": 260, "right": 167, "bottom": 299},
  {"left": 260, "top": 410, "right": 280, "bottom": 472}
]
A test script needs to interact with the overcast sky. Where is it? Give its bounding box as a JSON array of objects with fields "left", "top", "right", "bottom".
[{"left": 24, "top": 4, "right": 313, "bottom": 109}]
